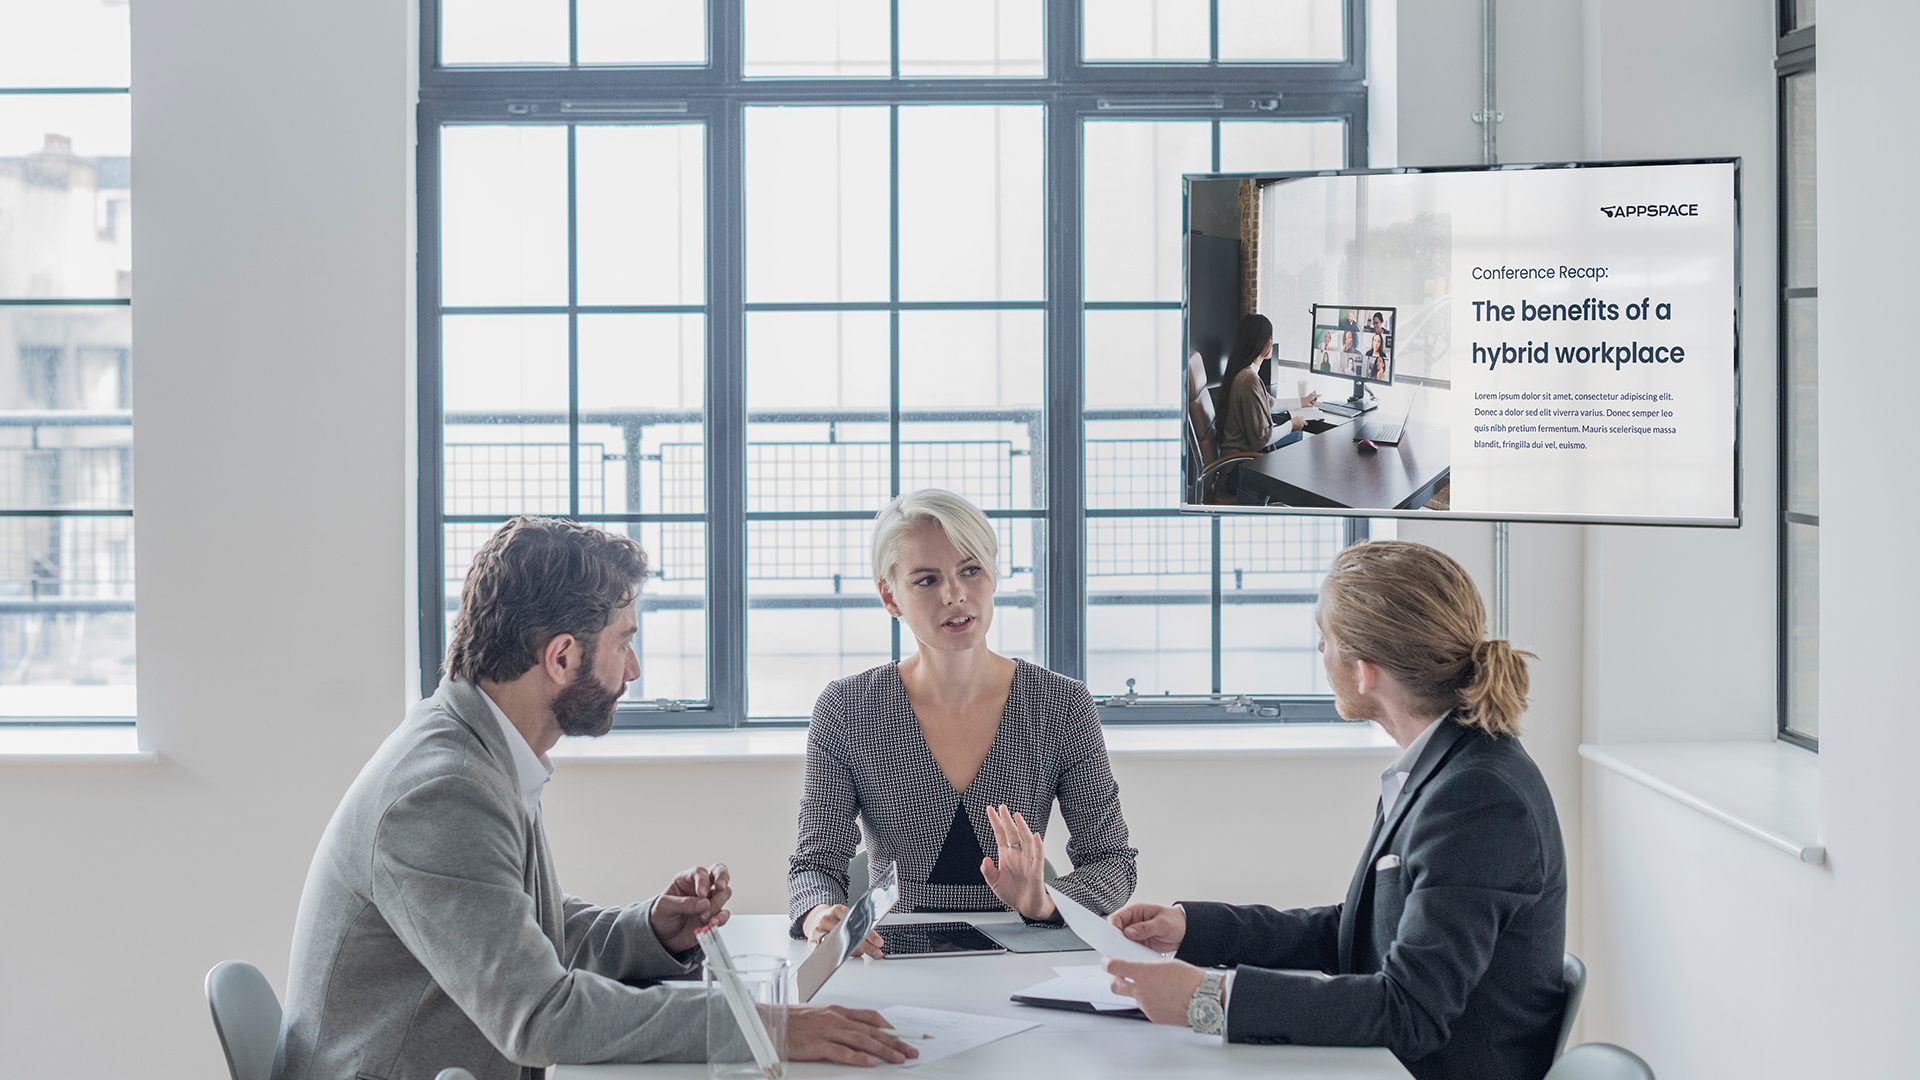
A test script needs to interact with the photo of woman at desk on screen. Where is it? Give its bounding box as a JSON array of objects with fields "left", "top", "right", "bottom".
[
  {"left": 1218, "top": 314, "right": 1320, "bottom": 504},
  {"left": 788, "top": 489, "right": 1139, "bottom": 959}
]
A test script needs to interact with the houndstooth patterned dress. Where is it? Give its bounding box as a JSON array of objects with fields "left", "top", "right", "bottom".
[{"left": 788, "top": 658, "right": 1138, "bottom": 933}]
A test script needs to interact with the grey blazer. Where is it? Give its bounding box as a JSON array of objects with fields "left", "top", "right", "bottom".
[{"left": 274, "top": 679, "right": 714, "bottom": 1080}]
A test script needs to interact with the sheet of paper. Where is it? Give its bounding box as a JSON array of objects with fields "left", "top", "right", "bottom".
[
  {"left": 1013, "top": 971, "right": 1140, "bottom": 1011},
  {"left": 879, "top": 1006, "right": 1040, "bottom": 1067},
  {"left": 1043, "top": 885, "right": 1165, "bottom": 963}
]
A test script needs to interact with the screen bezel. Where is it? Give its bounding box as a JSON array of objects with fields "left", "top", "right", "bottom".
[{"left": 1179, "top": 156, "right": 1742, "bottom": 528}]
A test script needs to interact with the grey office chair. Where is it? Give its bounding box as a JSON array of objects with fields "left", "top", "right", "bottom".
[
  {"left": 205, "top": 960, "right": 282, "bottom": 1080},
  {"left": 435, "top": 1070, "right": 479, "bottom": 1080},
  {"left": 1557, "top": 952, "right": 1588, "bottom": 1056},
  {"left": 848, "top": 849, "right": 1057, "bottom": 899},
  {"left": 1543, "top": 1043, "right": 1655, "bottom": 1080}
]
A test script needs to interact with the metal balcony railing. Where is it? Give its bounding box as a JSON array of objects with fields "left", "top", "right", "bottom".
[{"left": 440, "top": 406, "right": 1341, "bottom": 615}]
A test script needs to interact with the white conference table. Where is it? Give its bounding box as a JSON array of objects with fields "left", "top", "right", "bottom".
[{"left": 557, "top": 913, "right": 1411, "bottom": 1080}]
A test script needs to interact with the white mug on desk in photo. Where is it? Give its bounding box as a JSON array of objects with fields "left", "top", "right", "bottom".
[{"left": 1297, "top": 379, "right": 1309, "bottom": 403}]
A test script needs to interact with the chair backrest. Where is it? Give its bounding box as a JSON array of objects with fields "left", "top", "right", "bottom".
[
  {"left": 1189, "top": 394, "right": 1242, "bottom": 503},
  {"left": 1186, "top": 351, "right": 1208, "bottom": 403},
  {"left": 205, "top": 961, "right": 283, "bottom": 1080},
  {"left": 1191, "top": 393, "right": 1221, "bottom": 464},
  {"left": 848, "top": 850, "right": 871, "bottom": 899},
  {"left": 1184, "top": 412, "right": 1206, "bottom": 503},
  {"left": 1543, "top": 1043, "right": 1655, "bottom": 1080},
  {"left": 435, "top": 1070, "right": 479, "bottom": 1080},
  {"left": 1557, "top": 952, "right": 1588, "bottom": 1057}
]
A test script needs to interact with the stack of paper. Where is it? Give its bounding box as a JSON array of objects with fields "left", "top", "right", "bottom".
[{"left": 1012, "top": 964, "right": 1142, "bottom": 1011}]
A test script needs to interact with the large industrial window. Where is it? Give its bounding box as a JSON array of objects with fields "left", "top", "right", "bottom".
[
  {"left": 418, "top": 1, "right": 1370, "bottom": 725},
  {"left": 0, "top": 0, "right": 136, "bottom": 724},
  {"left": 1776, "top": 2, "right": 1815, "bottom": 748}
]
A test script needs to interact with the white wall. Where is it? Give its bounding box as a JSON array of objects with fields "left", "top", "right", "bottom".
[
  {"left": 1809, "top": 2, "right": 1920, "bottom": 1077},
  {"left": 1568, "top": 2, "right": 1807, "bottom": 1075},
  {"left": 1555, "top": 1, "right": 1920, "bottom": 1078}
]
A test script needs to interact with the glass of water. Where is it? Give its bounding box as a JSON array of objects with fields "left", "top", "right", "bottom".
[{"left": 705, "top": 953, "right": 788, "bottom": 1080}]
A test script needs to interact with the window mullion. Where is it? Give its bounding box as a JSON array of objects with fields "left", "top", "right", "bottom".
[
  {"left": 889, "top": 101, "right": 903, "bottom": 663},
  {"left": 417, "top": 107, "right": 448, "bottom": 698},
  {"left": 709, "top": 103, "right": 749, "bottom": 724},
  {"left": 1045, "top": 99, "right": 1086, "bottom": 680}
]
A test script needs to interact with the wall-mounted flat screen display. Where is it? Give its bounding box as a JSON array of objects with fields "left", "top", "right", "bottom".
[{"left": 1180, "top": 159, "right": 1740, "bottom": 526}]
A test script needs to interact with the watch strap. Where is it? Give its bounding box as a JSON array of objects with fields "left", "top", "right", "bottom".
[{"left": 1187, "top": 969, "right": 1228, "bottom": 1035}]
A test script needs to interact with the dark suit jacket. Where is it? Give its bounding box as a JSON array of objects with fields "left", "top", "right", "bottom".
[{"left": 1177, "top": 720, "right": 1567, "bottom": 1080}]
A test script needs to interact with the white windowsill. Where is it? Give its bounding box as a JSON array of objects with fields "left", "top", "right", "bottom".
[
  {"left": 0, "top": 724, "right": 156, "bottom": 762},
  {"left": 550, "top": 722, "right": 1401, "bottom": 764},
  {"left": 1579, "top": 740, "right": 1823, "bottom": 864}
]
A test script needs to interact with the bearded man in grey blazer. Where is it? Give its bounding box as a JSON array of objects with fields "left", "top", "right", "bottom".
[{"left": 274, "top": 517, "right": 915, "bottom": 1080}]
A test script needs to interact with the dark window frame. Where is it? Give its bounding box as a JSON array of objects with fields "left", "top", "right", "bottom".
[
  {"left": 1775, "top": 7, "right": 1815, "bottom": 750},
  {"left": 417, "top": 0, "right": 1371, "bottom": 727}
]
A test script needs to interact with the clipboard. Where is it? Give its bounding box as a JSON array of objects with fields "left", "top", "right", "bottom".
[{"left": 1008, "top": 994, "right": 1148, "bottom": 1021}]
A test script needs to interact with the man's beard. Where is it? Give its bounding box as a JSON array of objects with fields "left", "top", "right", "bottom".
[{"left": 552, "top": 641, "right": 625, "bottom": 737}]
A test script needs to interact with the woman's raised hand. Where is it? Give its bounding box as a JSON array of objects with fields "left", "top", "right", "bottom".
[
  {"left": 803, "top": 902, "right": 885, "bottom": 960},
  {"left": 979, "top": 803, "right": 1056, "bottom": 920}
]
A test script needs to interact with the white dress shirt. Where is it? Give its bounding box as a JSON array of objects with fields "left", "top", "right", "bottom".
[
  {"left": 479, "top": 687, "right": 554, "bottom": 819},
  {"left": 1380, "top": 712, "right": 1449, "bottom": 820}
]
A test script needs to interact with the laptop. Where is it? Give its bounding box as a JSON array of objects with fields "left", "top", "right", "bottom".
[{"left": 1353, "top": 396, "right": 1413, "bottom": 446}]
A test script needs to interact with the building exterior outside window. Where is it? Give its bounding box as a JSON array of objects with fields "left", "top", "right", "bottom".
[{"left": 0, "top": 0, "right": 136, "bottom": 721}]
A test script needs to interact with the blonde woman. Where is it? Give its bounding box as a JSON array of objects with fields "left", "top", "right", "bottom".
[
  {"left": 1103, "top": 541, "right": 1566, "bottom": 1080},
  {"left": 788, "top": 490, "right": 1137, "bottom": 953}
]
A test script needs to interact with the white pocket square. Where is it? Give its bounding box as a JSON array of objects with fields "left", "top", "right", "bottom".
[{"left": 1375, "top": 854, "right": 1401, "bottom": 871}]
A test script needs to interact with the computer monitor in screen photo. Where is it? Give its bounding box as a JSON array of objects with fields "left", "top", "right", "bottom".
[{"left": 1310, "top": 304, "right": 1396, "bottom": 412}]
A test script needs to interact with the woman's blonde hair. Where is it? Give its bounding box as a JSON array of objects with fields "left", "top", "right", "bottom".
[
  {"left": 871, "top": 489, "right": 1000, "bottom": 585},
  {"left": 1320, "top": 540, "right": 1534, "bottom": 736}
]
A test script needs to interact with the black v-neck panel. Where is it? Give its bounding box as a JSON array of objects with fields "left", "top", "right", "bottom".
[{"left": 925, "top": 802, "right": 987, "bottom": 886}]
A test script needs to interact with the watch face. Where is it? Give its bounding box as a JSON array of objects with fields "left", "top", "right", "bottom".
[{"left": 1189, "top": 995, "right": 1225, "bottom": 1034}]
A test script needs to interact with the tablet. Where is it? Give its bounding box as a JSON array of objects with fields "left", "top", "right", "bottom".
[
  {"left": 878, "top": 921, "right": 1007, "bottom": 958},
  {"left": 797, "top": 860, "right": 901, "bottom": 1002}
]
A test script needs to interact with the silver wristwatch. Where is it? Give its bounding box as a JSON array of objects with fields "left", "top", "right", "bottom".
[{"left": 1187, "top": 970, "right": 1228, "bottom": 1035}]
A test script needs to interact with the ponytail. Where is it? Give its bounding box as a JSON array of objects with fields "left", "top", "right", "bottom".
[
  {"left": 1456, "top": 638, "right": 1534, "bottom": 737},
  {"left": 1321, "top": 540, "right": 1538, "bottom": 738}
]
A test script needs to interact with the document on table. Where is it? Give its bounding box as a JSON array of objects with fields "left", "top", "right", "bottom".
[
  {"left": 879, "top": 1006, "right": 1039, "bottom": 1068},
  {"left": 1043, "top": 885, "right": 1165, "bottom": 963},
  {"left": 1012, "top": 964, "right": 1141, "bottom": 1011}
]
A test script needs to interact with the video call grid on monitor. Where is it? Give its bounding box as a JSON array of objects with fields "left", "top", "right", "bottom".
[{"left": 1310, "top": 304, "right": 1396, "bottom": 386}]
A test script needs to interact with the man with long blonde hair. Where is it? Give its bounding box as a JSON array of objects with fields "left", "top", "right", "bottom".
[{"left": 1102, "top": 541, "right": 1568, "bottom": 1080}]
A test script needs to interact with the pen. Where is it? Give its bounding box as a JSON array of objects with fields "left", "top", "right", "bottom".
[{"left": 888, "top": 1032, "right": 937, "bottom": 1040}]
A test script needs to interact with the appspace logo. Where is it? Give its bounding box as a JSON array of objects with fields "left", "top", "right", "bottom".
[{"left": 1599, "top": 203, "right": 1701, "bottom": 220}]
